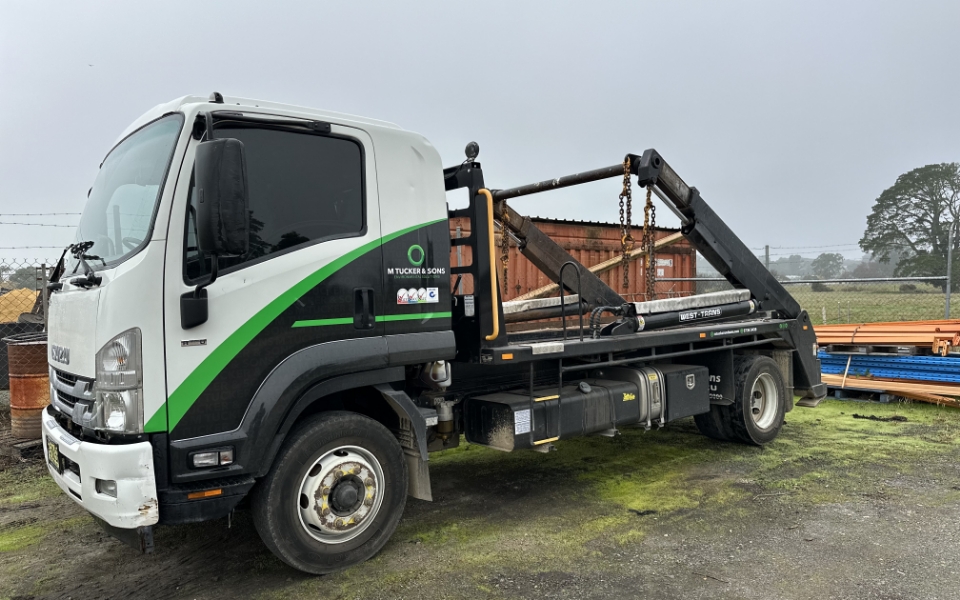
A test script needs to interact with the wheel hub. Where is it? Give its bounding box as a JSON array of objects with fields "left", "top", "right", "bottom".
[
  {"left": 330, "top": 475, "right": 364, "bottom": 515},
  {"left": 297, "top": 447, "right": 383, "bottom": 544},
  {"left": 749, "top": 372, "right": 779, "bottom": 430}
]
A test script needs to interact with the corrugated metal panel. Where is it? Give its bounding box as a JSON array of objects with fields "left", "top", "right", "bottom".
[{"left": 448, "top": 217, "right": 696, "bottom": 301}]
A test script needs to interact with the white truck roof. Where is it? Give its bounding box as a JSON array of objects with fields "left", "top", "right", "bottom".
[{"left": 115, "top": 94, "right": 403, "bottom": 147}]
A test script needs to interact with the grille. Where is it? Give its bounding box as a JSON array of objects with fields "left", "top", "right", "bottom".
[
  {"left": 55, "top": 369, "right": 78, "bottom": 387},
  {"left": 56, "top": 388, "right": 79, "bottom": 409}
]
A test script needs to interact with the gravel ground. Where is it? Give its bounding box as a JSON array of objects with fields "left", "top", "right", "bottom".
[{"left": 2, "top": 398, "right": 960, "bottom": 600}]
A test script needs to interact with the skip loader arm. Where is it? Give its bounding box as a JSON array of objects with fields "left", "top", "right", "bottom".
[{"left": 488, "top": 149, "right": 825, "bottom": 400}]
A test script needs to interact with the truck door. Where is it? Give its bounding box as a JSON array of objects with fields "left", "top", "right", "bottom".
[{"left": 161, "top": 119, "right": 383, "bottom": 441}]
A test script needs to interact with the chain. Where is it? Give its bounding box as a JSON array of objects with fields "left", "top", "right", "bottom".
[
  {"left": 618, "top": 158, "right": 633, "bottom": 289},
  {"left": 498, "top": 200, "right": 510, "bottom": 290},
  {"left": 641, "top": 186, "right": 657, "bottom": 300}
]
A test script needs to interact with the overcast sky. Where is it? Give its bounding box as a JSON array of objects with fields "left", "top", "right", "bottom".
[{"left": 2, "top": 0, "right": 958, "bottom": 262}]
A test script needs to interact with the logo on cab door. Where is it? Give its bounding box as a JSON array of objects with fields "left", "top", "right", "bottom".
[
  {"left": 50, "top": 344, "right": 70, "bottom": 365},
  {"left": 386, "top": 245, "right": 447, "bottom": 278}
]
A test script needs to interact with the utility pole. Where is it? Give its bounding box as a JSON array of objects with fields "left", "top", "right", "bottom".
[
  {"left": 946, "top": 224, "right": 954, "bottom": 319},
  {"left": 765, "top": 245, "right": 770, "bottom": 270}
]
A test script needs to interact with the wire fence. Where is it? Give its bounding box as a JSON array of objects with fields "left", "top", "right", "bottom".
[
  {"left": 1, "top": 259, "right": 52, "bottom": 389},
  {"left": 656, "top": 277, "right": 953, "bottom": 325}
]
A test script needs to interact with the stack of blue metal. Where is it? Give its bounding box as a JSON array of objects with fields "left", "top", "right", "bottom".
[{"left": 819, "top": 351, "right": 960, "bottom": 384}]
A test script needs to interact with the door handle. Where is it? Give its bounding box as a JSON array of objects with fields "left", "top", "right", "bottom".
[{"left": 354, "top": 288, "right": 374, "bottom": 329}]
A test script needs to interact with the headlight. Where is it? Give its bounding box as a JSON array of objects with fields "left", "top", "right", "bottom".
[{"left": 94, "top": 328, "right": 143, "bottom": 434}]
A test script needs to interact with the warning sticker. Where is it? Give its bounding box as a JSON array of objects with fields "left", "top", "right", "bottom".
[
  {"left": 397, "top": 287, "right": 439, "bottom": 305},
  {"left": 514, "top": 409, "right": 531, "bottom": 435}
]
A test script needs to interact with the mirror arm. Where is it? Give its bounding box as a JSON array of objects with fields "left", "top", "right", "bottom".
[
  {"left": 194, "top": 254, "right": 218, "bottom": 298},
  {"left": 204, "top": 111, "right": 215, "bottom": 142}
]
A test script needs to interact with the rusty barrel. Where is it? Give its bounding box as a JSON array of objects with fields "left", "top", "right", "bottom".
[{"left": 4, "top": 332, "right": 48, "bottom": 439}]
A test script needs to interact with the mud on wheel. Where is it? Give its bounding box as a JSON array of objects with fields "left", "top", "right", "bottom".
[
  {"left": 252, "top": 411, "right": 408, "bottom": 574},
  {"left": 694, "top": 355, "right": 787, "bottom": 446}
]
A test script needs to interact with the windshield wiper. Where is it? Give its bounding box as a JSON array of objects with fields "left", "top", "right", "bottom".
[{"left": 64, "top": 241, "right": 105, "bottom": 288}]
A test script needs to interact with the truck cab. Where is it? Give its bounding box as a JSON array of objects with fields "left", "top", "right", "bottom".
[{"left": 44, "top": 94, "right": 453, "bottom": 561}]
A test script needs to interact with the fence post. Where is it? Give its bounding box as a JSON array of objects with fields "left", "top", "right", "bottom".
[
  {"left": 946, "top": 226, "right": 954, "bottom": 319},
  {"left": 41, "top": 263, "right": 49, "bottom": 330}
]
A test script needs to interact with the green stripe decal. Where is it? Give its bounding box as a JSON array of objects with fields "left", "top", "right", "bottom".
[
  {"left": 379, "top": 312, "right": 451, "bottom": 322},
  {"left": 291, "top": 312, "right": 452, "bottom": 328},
  {"left": 160, "top": 219, "right": 446, "bottom": 432},
  {"left": 290, "top": 317, "right": 354, "bottom": 328},
  {"left": 144, "top": 403, "right": 167, "bottom": 433}
]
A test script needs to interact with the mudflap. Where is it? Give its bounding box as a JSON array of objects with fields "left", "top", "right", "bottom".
[
  {"left": 795, "top": 395, "right": 826, "bottom": 408},
  {"left": 94, "top": 516, "right": 155, "bottom": 554}
]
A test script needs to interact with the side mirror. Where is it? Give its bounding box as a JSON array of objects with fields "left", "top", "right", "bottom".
[
  {"left": 195, "top": 138, "right": 250, "bottom": 257},
  {"left": 182, "top": 136, "right": 250, "bottom": 329}
]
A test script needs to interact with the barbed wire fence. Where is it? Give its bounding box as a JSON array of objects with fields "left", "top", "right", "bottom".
[{"left": 1, "top": 259, "right": 53, "bottom": 389}]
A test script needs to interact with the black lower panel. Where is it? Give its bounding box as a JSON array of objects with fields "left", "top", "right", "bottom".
[{"left": 157, "top": 476, "right": 255, "bottom": 525}]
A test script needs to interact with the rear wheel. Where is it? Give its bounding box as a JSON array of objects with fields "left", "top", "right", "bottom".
[
  {"left": 693, "top": 404, "right": 734, "bottom": 442},
  {"left": 694, "top": 355, "right": 786, "bottom": 446},
  {"left": 252, "top": 411, "right": 408, "bottom": 574}
]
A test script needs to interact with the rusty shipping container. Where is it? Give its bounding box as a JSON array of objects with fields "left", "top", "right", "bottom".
[{"left": 449, "top": 217, "right": 696, "bottom": 303}]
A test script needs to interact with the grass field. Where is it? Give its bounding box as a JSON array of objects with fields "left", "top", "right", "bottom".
[
  {"left": 788, "top": 282, "right": 951, "bottom": 324},
  {"left": 692, "top": 280, "right": 953, "bottom": 324}
]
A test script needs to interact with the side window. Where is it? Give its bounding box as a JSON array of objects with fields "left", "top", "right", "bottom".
[{"left": 183, "top": 125, "right": 364, "bottom": 281}]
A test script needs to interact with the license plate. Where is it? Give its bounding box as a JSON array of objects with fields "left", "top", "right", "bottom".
[{"left": 46, "top": 439, "right": 63, "bottom": 474}]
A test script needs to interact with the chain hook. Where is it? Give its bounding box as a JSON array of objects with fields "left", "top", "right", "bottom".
[
  {"left": 641, "top": 186, "right": 657, "bottom": 300},
  {"left": 619, "top": 158, "right": 633, "bottom": 290}
]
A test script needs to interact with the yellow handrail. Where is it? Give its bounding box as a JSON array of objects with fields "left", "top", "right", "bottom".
[{"left": 477, "top": 188, "right": 500, "bottom": 341}]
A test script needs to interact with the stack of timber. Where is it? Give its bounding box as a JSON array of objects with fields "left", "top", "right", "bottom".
[
  {"left": 815, "top": 320, "right": 960, "bottom": 407},
  {"left": 815, "top": 320, "right": 960, "bottom": 356}
]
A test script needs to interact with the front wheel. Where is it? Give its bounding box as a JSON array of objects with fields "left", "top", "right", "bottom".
[{"left": 252, "top": 411, "right": 408, "bottom": 574}]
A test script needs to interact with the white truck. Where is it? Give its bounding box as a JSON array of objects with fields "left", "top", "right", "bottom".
[{"left": 41, "top": 93, "right": 825, "bottom": 574}]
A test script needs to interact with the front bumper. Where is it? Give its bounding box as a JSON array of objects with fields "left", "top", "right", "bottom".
[{"left": 41, "top": 407, "right": 159, "bottom": 529}]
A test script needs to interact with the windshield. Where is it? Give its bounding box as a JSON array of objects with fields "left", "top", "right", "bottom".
[{"left": 73, "top": 113, "right": 184, "bottom": 269}]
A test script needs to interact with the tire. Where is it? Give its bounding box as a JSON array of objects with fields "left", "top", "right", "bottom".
[
  {"left": 694, "top": 355, "right": 786, "bottom": 446},
  {"left": 693, "top": 405, "right": 734, "bottom": 442},
  {"left": 252, "top": 411, "right": 408, "bottom": 574}
]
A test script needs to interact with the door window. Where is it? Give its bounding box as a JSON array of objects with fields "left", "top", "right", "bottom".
[{"left": 184, "top": 124, "right": 364, "bottom": 281}]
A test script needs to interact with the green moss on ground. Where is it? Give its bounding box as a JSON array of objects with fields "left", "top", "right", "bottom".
[
  {"left": 4, "top": 398, "right": 957, "bottom": 600},
  {"left": 268, "top": 398, "right": 960, "bottom": 599},
  {"left": 0, "top": 464, "right": 88, "bottom": 561},
  {"left": 0, "top": 516, "right": 86, "bottom": 554},
  {"left": 0, "top": 523, "right": 45, "bottom": 553},
  {"left": 0, "top": 462, "right": 60, "bottom": 507}
]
